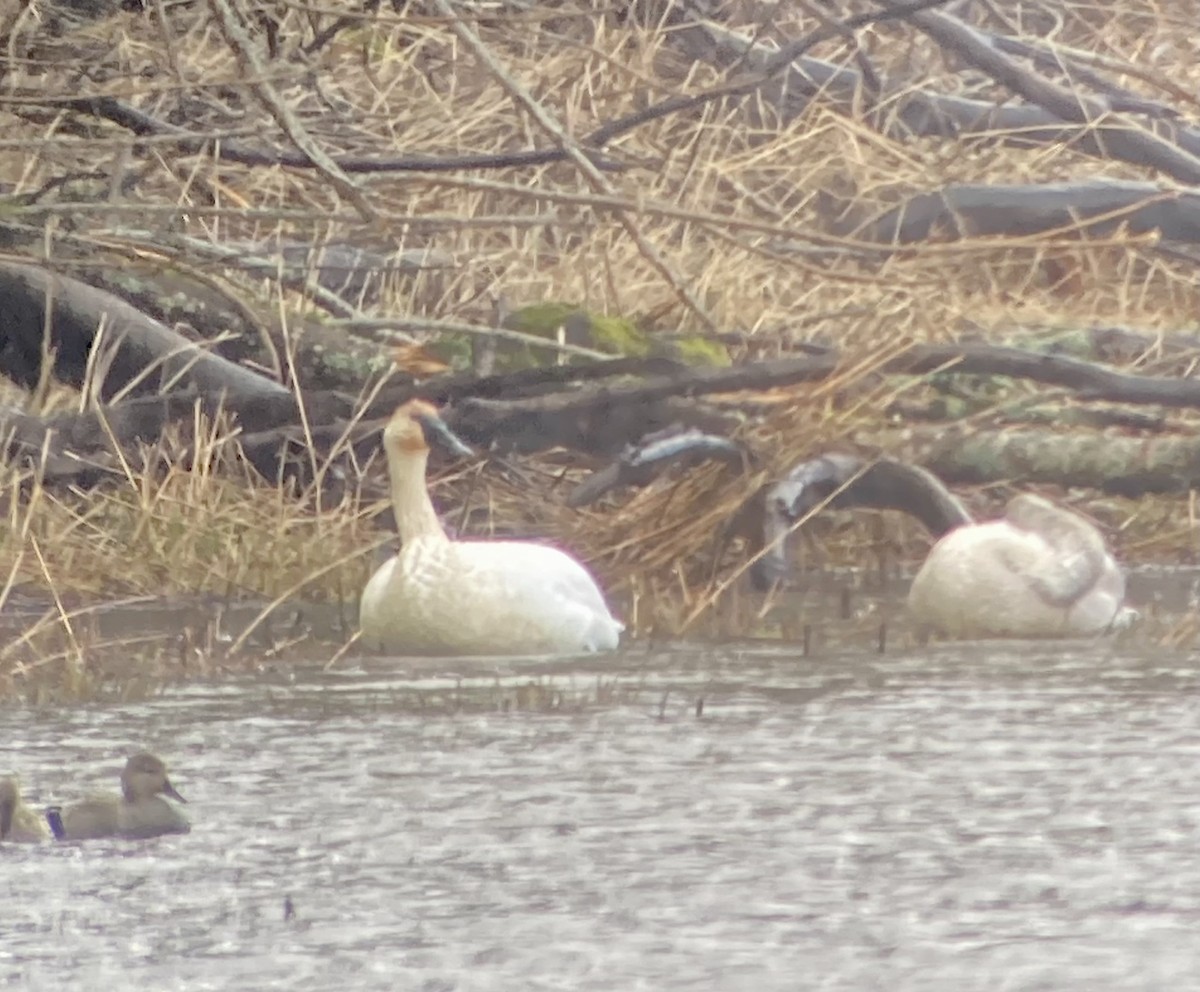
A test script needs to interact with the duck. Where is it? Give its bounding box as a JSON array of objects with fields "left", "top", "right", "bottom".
[
  {"left": 359, "top": 400, "right": 623, "bottom": 656},
  {"left": 47, "top": 752, "right": 190, "bottom": 841},
  {"left": 0, "top": 774, "right": 50, "bottom": 843},
  {"left": 755, "top": 453, "right": 1135, "bottom": 640}
]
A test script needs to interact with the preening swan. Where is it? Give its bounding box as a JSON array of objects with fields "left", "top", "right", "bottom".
[
  {"left": 757, "top": 454, "right": 1134, "bottom": 640},
  {"left": 46, "top": 752, "right": 189, "bottom": 841},
  {"left": 359, "top": 400, "right": 623, "bottom": 656}
]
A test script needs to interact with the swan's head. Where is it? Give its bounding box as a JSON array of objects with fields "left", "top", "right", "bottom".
[
  {"left": 749, "top": 455, "right": 862, "bottom": 590},
  {"left": 384, "top": 401, "right": 474, "bottom": 459},
  {"left": 121, "top": 752, "right": 186, "bottom": 804}
]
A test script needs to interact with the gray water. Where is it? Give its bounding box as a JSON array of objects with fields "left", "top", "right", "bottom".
[{"left": 5, "top": 640, "right": 1200, "bottom": 992}]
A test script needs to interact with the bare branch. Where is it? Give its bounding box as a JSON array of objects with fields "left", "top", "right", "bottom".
[
  {"left": 426, "top": 0, "right": 717, "bottom": 333},
  {"left": 889, "top": 4, "right": 1200, "bottom": 184},
  {"left": 853, "top": 179, "right": 1200, "bottom": 247},
  {"left": 52, "top": 95, "right": 623, "bottom": 174},
  {"left": 207, "top": 0, "right": 375, "bottom": 219}
]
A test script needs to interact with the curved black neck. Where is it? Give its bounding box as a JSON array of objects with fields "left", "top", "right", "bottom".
[
  {"left": 751, "top": 453, "right": 973, "bottom": 589},
  {"left": 830, "top": 458, "right": 974, "bottom": 538}
]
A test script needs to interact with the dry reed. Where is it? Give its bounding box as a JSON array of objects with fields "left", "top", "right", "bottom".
[{"left": 0, "top": 0, "right": 1198, "bottom": 697}]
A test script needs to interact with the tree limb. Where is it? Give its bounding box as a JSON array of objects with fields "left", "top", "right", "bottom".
[
  {"left": 892, "top": 4, "right": 1200, "bottom": 184},
  {"left": 666, "top": 11, "right": 1200, "bottom": 175},
  {"left": 0, "top": 262, "right": 288, "bottom": 402},
  {"left": 854, "top": 179, "right": 1200, "bottom": 246}
]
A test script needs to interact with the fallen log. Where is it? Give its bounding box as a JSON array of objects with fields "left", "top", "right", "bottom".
[
  {"left": 855, "top": 180, "right": 1200, "bottom": 247},
  {"left": 923, "top": 429, "right": 1200, "bottom": 498},
  {"left": 8, "top": 336, "right": 1200, "bottom": 498},
  {"left": 666, "top": 10, "right": 1200, "bottom": 181},
  {"left": 0, "top": 262, "right": 288, "bottom": 402},
  {"left": 896, "top": 5, "right": 1200, "bottom": 185}
]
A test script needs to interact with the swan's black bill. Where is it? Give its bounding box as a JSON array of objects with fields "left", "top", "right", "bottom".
[{"left": 416, "top": 412, "right": 474, "bottom": 459}]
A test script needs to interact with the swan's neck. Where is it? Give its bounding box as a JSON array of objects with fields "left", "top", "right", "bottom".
[
  {"left": 388, "top": 448, "right": 448, "bottom": 543},
  {"left": 864, "top": 462, "right": 974, "bottom": 538}
]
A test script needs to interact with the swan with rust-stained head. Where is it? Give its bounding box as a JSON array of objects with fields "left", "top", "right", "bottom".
[
  {"left": 1, "top": 774, "right": 49, "bottom": 843},
  {"left": 46, "top": 752, "right": 190, "bottom": 841},
  {"left": 756, "top": 454, "right": 1134, "bottom": 640},
  {"left": 359, "top": 400, "right": 623, "bottom": 656}
]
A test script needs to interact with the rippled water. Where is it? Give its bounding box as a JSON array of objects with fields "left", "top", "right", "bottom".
[{"left": 5, "top": 636, "right": 1200, "bottom": 992}]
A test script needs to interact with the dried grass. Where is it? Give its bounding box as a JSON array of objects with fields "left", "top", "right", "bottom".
[{"left": 0, "top": 0, "right": 1199, "bottom": 696}]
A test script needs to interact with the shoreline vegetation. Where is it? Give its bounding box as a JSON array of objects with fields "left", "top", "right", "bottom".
[{"left": 2, "top": 1, "right": 1200, "bottom": 700}]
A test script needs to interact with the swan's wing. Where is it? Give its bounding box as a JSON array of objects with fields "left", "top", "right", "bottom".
[
  {"left": 546, "top": 556, "right": 620, "bottom": 618},
  {"left": 993, "top": 532, "right": 1108, "bottom": 609},
  {"left": 1003, "top": 496, "right": 1112, "bottom": 607},
  {"left": 1019, "top": 550, "right": 1108, "bottom": 608},
  {"left": 451, "top": 541, "right": 623, "bottom": 634}
]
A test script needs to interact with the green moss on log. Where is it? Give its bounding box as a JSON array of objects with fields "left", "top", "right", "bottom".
[{"left": 434, "top": 302, "right": 729, "bottom": 369}]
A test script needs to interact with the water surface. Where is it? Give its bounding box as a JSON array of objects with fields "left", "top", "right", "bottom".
[{"left": 5, "top": 638, "right": 1200, "bottom": 991}]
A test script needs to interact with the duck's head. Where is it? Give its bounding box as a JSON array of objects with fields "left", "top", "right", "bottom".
[
  {"left": 384, "top": 400, "right": 474, "bottom": 459},
  {"left": 121, "top": 752, "right": 186, "bottom": 804}
]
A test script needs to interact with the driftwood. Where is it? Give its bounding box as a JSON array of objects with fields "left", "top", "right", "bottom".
[
  {"left": 659, "top": 2, "right": 1200, "bottom": 267},
  {"left": 10, "top": 336, "right": 1200, "bottom": 495},
  {"left": 573, "top": 428, "right": 1200, "bottom": 594},
  {"left": 923, "top": 430, "right": 1200, "bottom": 499},
  {"left": 567, "top": 428, "right": 749, "bottom": 507},
  {"left": 12, "top": 237, "right": 452, "bottom": 396},
  {"left": 896, "top": 6, "right": 1200, "bottom": 185},
  {"left": 0, "top": 354, "right": 701, "bottom": 488},
  {"left": 4, "top": 0, "right": 1200, "bottom": 510},
  {"left": 457, "top": 342, "right": 1200, "bottom": 434},
  {"left": 977, "top": 30, "right": 1183, "bottom": 122},
  {"left": 0, "top": 262, "right": 288, "bottom": 402},
  {"left": 480, "top": 337, "right": 1200, "bottom": 530},
  {"left": 63, "top": 95, "right": 625, "bottom": 175},
  {"left": 667, "top": 7, "right": 1200, "bottom": 183},
  {"left": 854, "top": 180, "right": 1200, "bottom": 246}
]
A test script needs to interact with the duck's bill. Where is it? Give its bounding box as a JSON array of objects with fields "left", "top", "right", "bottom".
[
  {"left": 163, "top": 779, "right": 187, "bottom": 804},
  {"left": 417, "top": 412, "right": 474, "bottom": 459}
]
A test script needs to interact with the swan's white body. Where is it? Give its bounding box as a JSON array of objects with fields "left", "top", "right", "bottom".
[
  {"left": 359, "top": 402, "right": 623, "bottom": 657},
  {"left": 907, "top": 494, "right": 1130, "bottom": 640}
]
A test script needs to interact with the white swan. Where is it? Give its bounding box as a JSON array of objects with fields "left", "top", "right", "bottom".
[
  {"left": 757, "top": 454, "right": 1135, "bottom": 640},
  {"left": 359, "top": 400, "right": 624, "bottom": 656}
]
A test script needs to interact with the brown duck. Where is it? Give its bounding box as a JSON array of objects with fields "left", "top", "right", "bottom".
[
  {"left": 47, "top": 752, "right": 190, "bottom": 841},
  {"left": 0, "top": 774, "right": 50, "bottom": 843}
]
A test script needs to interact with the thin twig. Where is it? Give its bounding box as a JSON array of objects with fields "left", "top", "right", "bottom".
[
  {"left": 428, "top": 0, "right": 718, "bottom": 334},
  {"left": 207, "top": 0, "right": 376, "bottom": 221}
]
